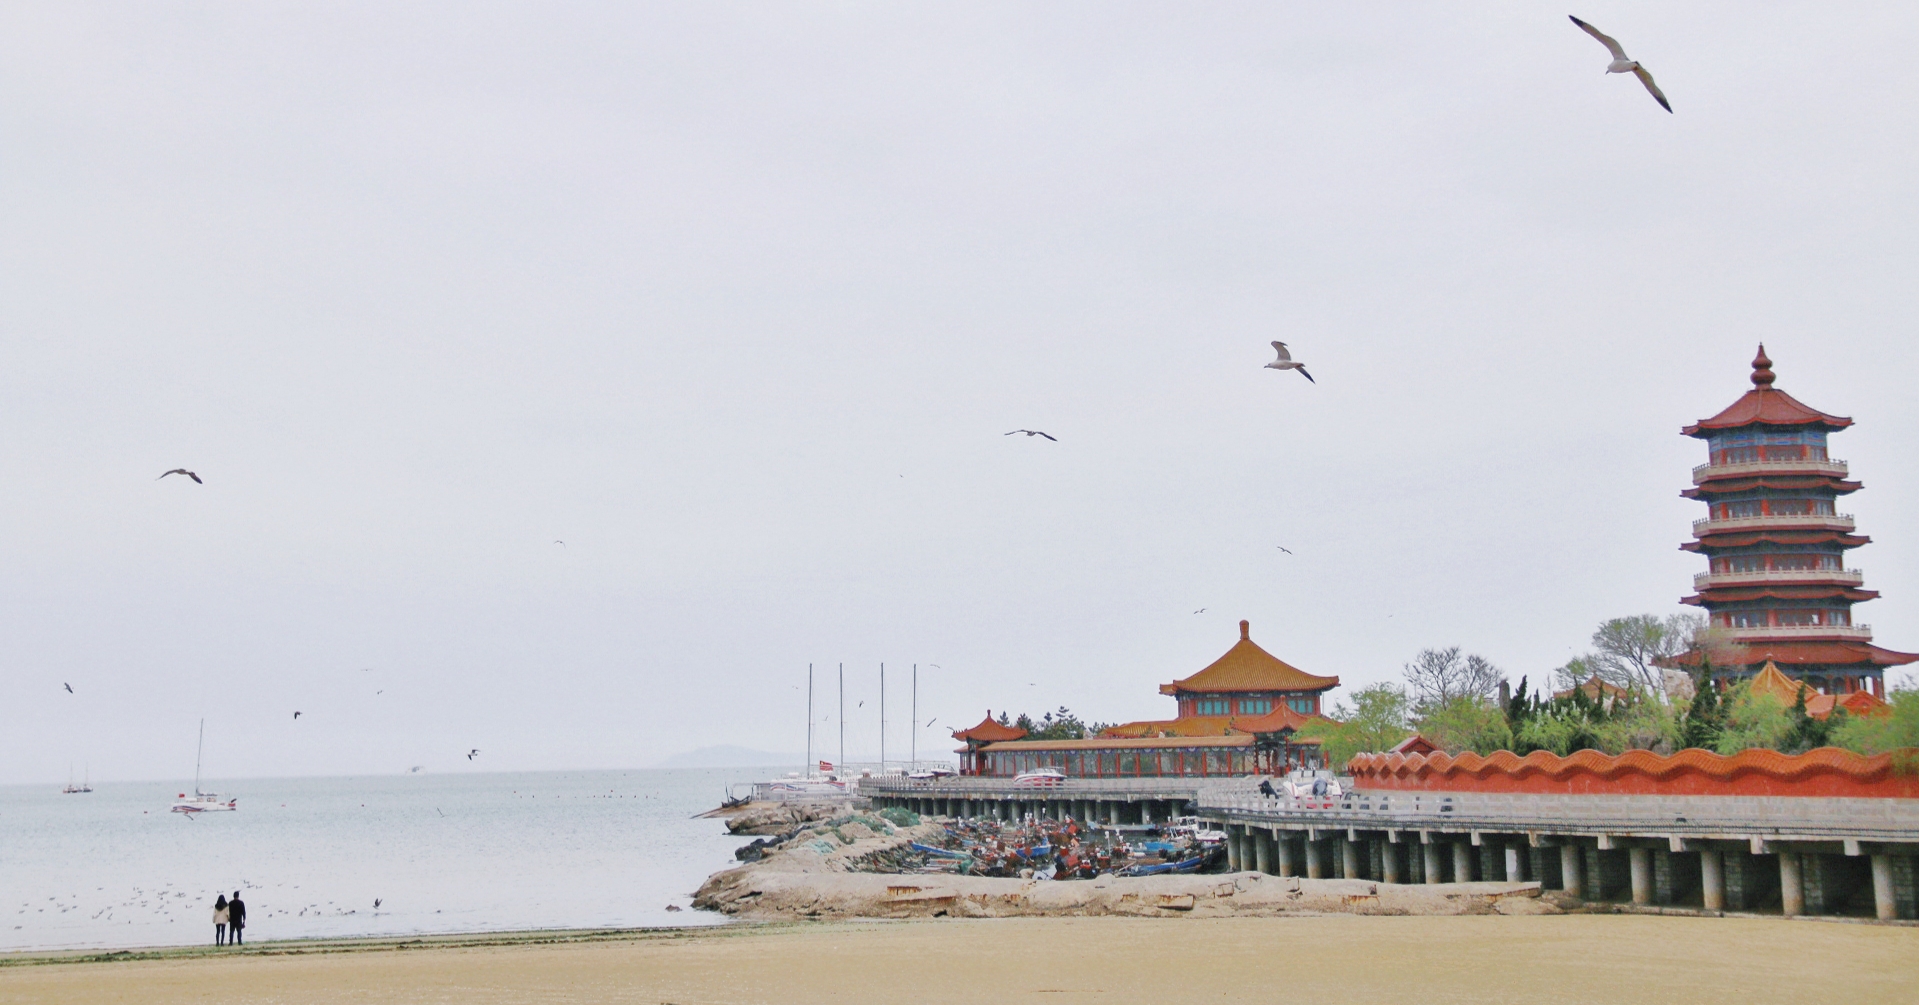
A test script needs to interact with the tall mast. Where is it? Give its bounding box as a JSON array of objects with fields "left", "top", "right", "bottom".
[
  {"left": 911, "top": 664, "right": 918, "bottom": 770},
  {"left": 195, "top": 718, "right": 205, "bottom": 795},
  {"left": 806, "top": 664, "right": 814, "bottom": 777},
  {"left": 879, "top": 663, "right": 885, "bottom": 773},
  {"left": 837, "top": 663, "right": 845, "bottom": 773}
]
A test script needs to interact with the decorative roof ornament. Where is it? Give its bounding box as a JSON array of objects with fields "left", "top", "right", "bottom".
[{"left": 1750, "top": 343, "right": 1775, "bottom": 387}]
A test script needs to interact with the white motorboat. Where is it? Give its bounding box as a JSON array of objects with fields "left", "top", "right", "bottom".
[
  {"left": 171, "top": 720, "right": 236, "bottom": 814},
  {"left": 1010, "top": 768, "right": 1066, "bottom": 788}
]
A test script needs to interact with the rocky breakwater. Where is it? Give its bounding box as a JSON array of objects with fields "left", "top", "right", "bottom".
[
  {"left": 699, "top": 799, "right": 854, "bottom": 836},
  {"left": 694, "top": 812, "right": 1556, "bottom": 921}
]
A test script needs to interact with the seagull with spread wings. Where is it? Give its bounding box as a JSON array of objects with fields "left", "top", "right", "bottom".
[
  {"left": 1265, "top": 342, "right": 1314, "bottom": 383},
  {"left": 1004, "top": 429, "right": 1056, "bottom": 441},
  {"left": 157, "top": 469, "right": 203, "bottom": 484},
  {"left": 1569, "top": 16, "right": 1672, "bottom": 113}
]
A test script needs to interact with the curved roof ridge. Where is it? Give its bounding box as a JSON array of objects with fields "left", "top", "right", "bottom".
[
  {"left": 1159, "top": 620, "right": 1339, "bottom": 695},
  {"left": 1683, "top": 345, "right": 1851, "bottom": 437}
]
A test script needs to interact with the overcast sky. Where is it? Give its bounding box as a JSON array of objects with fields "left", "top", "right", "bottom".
[{"left": 4, "top": 2, "right": 1916, "bottom": 784}]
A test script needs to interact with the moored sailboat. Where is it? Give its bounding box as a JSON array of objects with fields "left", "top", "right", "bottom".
[{"left": 171, "top": 720, "right": 236, "bottom": 814}]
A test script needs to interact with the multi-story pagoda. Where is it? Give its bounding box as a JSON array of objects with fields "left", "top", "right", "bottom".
[{"left": 1674, "top": 346, "right": 1916, "bottom": 695}]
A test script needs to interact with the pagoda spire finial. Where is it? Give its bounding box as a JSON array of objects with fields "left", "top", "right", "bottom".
[
  {"left": 1239, "top": 619, "right": 1250, "bottom": 640},
  {"left": 1751, "top": 343, "right": 1775, "bottom": 388}
]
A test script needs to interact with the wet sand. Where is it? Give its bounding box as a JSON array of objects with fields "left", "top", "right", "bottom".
[{"left": 4, "top": 915, "right": 1915, "bottom": 1004}]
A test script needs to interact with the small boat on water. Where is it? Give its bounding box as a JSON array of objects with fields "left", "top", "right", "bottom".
[
  {"left": 62, "top": 764, "right": 93, "bottom": 794},
  {"left": 171, "top": 720, "right": 236, "bottom": 815}
]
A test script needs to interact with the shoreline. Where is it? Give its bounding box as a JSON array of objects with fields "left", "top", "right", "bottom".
[{"left": 5, "top": 915, "right": 1916, "bottom": 1005}]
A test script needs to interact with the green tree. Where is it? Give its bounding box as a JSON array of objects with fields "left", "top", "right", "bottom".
[
  {"left": 1680, "top": 668, "right": 1724, "bottom": 751},
  {"left": 1300, "top": 683, "right": 1414, "bottom": 765},
  {"left": 1832, "top": 685, "right": 1919, "bottom": 756},
  {"left": 1416, "top": 696, "right": 1512, "bottom": 755},
  {"left": 1714, "top": 682, "right": 1794, "bottom": 754}
]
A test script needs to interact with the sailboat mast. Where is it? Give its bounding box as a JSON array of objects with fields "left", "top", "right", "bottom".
[
  {"left": 195, "top": 718, "right": 205, "bottom": 795},
  {"left": 837, "top": 663, "right": 845, "bottom": 773},
  {"left": 911, "top": 664, "right": 918, "bottom": 770},
  {"left": 806, "top": 664, "right": 814, "bottom": 777},
  {"left": 879, "top": 663, "right": 885, "bottom": 773}
]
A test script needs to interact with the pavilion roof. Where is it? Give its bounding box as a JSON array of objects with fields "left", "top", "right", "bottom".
[
  {"left": 1745, "top": 661, "right": 1890, "bottom": 720},
  {"left": 967, "top": 734, "right": 1267, "bottom": 752},
  {"left": 1552, "top": 673, "right": 1630, "bottom": 701},
  {"left": 1683, "top": 346, "right": 1852, "bottom": 438},
  {"left": 1158, "top": 620, "right": 1339, "bottom": 696},
  {"left": 1101, "top": 716, "right": 1243, "bottom": 738},
  {"left": 1666, "top": 639, "right": 1919, "bottom": 669},
  {"left": 951, "top": 711, "right": 1027, "bottom": 743}
]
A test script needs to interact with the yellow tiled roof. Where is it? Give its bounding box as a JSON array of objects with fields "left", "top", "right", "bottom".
[{"left": 1159, "top": 620, "right": 1339, "bottom": 696}]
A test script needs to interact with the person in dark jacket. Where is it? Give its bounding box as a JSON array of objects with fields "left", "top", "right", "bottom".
[{"left": 228, "top": 891, "right": 247, "bottom": 945}]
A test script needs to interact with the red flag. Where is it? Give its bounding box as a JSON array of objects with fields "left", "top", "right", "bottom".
[{"left": 818, "top": 760, "right": 833, "bottom": 772}]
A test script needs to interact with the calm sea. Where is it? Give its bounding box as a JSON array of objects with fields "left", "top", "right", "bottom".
[{"left": 1, "top": 768, "right": 764, "bottom": 952}]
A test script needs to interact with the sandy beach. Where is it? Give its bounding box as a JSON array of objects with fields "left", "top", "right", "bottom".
[{"left": 4, "top": 915, "right": 1916, "bottom": 1005}]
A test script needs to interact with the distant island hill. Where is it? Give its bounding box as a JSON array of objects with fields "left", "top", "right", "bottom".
[{"left": 858, "top": 348, "right": 1918, "bottom": 922}]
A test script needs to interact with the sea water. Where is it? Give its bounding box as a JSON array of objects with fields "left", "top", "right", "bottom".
[{"left": 1, "top": 768, "right": 765, "bottom": 952}]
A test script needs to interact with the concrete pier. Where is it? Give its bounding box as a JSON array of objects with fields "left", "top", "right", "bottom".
[
  {"left": 1276, "top": 833, "right": 1295, "bottom": 877},
  {"left": 1504, "top": 844, "right": 1523, "bottom": 883},
  {"left": 1342, "top": 839, "right": 1361, "bottom": 880},
  {"left": 1305, "top": 838, "right": 1324, "bottom": 879},
  {"left": 1254, "top": 829, "right": 1272, "bottom": 875},
  {"left": 1701, "top": 850, "right": 1725, "bottom": 911},
  {"left": 1452, "top": 842, "right": 1473, "bottom": 884},
  {"left": 1560, "top": 844, "right": 1582, "bottom": 899},
  {"left": 1424, "top": 841, "right": 1442, "bottom": 885},
  {"left": 1872, "top": 854, "right": 1896, "bottom": 921},
  {"left": 1779, "top": 853, "right": 1804, "bottom": 917},
  {"left": 1629, "top": 847, "right": 1652, "bottom": 905},
  {"left": 1381, "top": 840, "right": 1400, "bottom": 884}
]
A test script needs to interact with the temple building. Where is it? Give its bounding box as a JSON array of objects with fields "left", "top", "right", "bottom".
[
  {"left": 953, "top": 620, "right": 1338, "bottom": 777},
  {"left": 1671, "top": 346, "right": 1916, "bottom": 694}
]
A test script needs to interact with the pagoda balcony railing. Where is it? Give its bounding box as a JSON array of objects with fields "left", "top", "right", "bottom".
[
  {"left": 1693, "top": 569, "right": 1865, "bottom": 589},
  {"left": 1692, "top": 514, "right": 1855, "bottom": 535},
  {"left": 1692, "top": 458, "right": 1848, "bottom": 483},
  {"left": 1697, "top": 624, "right": 1873, "bottom": 642}
]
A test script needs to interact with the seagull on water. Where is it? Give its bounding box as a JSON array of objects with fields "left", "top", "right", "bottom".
[
  {"left": 1265, "top": 342, "right": 1314, "bottom": 383},
  {"left": 157, "top": 469, "right": 202, "bottom": 484},
  {"left": 1004, "top": 430, "right": 1056, "bottom": 441},
  {"left": 1570, "top": 16, "right": 1671, "bottom": 113}
]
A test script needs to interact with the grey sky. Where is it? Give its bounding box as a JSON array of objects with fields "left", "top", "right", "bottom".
[{"left": 4, "top": 3, "right": 1915, "bottom": 783}]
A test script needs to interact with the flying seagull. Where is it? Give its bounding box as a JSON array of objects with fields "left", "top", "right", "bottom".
[
  {"left": 553, "top": 540, "right": 565, "bottom": 546},
  {"left": 373, "top": 898, "right": 381, "bottom": 909},
  {"left": 157, "top": 469, "right": 202, "bottom": 484},
  {"left": 64, "top": 683, "right": 73, "bottom": 694},
  {"left": 1265, "top": 342, "right": 1314, "bottom": 383},
  {"left": 1193, "top": 608, "right": 1206, "bottom": 614},
  {"left": 1569, "top": 16, "right": 1672, "bottom": 113},
  {"left": 293, "top": 711, "right": 301, "bottom": 719},
  {"left": 1004, "top": 430, "right": 1057, "bottom": 441},
  {"left": 1277, "top": 546, "right": 1293, "bottom": 555},
  {"left": 467, "top": 749, "right": 480, "bottom": 760},
  {"left": 925, "top": 718, "right": 937, "bottom": 728}
]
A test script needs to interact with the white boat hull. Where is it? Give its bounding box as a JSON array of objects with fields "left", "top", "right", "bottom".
[{"left": 172, "top": 794, "right": 237, "bottom": 813}]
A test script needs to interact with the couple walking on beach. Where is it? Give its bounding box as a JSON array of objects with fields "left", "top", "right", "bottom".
[{"left": 212, "top": 892, "right": 247, "bottom": 946}]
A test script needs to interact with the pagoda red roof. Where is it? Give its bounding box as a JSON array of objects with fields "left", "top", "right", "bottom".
[
  {"left": 951, "top": 711, "right": 1027, "bottom": 743},
  {"left": 1158, "top": 620, "right": 1338, "bottom": 696},
  {"left": 1682, "top": 531, "right": 1869, "bottom": 552},
  {"left": 1682, "top": 585, "right": 1879, "bottom": 605},
  {"left": 1667, "top": 639, "right": 1919, "bottom": 668},
  {"left": 1683, "top": 477, "right": 1861, "bottom": 500},
  {"left": 1102, "top": 705, "right": 1326, "bottom": 739},
  {"left": 1683, "top": 346, "right": 1852, "bottom": 437},
  {"left": 1230, "top": 705, "right": 1325, "bottom": 734}
]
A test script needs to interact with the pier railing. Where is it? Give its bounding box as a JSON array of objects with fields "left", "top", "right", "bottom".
[{"left": 858, "top": 775, "right": 1203, "bottom": 799}]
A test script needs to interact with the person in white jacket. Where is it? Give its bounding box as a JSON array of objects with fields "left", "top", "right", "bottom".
[{"left": 213, "top": 894, "right": 229, "bottom": 946}]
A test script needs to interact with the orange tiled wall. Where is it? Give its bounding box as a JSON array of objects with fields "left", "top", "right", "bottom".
[{"left": 1347, "top": 747, "right": 1919, "bottom": 799}]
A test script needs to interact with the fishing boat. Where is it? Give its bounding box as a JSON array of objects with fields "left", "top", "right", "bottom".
[
  {"left": 62, "top": 764, "right": 93, "bottom": 794},
  {"left": 171, "top": 720, "right": 236, "bottom": 814}
]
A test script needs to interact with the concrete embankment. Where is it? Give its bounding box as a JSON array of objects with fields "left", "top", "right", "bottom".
[{"left": 693, "top": 814, "right": 1553, "bottom": 920}]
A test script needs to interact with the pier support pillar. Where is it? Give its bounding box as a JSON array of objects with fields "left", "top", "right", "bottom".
[
  {"left": 1254, "top": 829, "right": 1273, "bottom": 875},
  {"left": 1276, "top": 832, "right": 1296, "bottom": 877},
  {"left": 1560, "top": 844, "right": 1583, "bottom": 899},
  {"left": 1872, "top": 854, "right": 1896, "bottom": 921},
  {"left": 1629, "top": 847, "right": 1653, "bottom": 905},
  {"left": 1505, "top": 844, "right": 1523, "bottom": 883},
  {"left": 1780, "top": 853, "right": 1804, "bottom": 917},
  {"left": 1227, "top": 829, "right": 1244, "bottom": 872},
  {"left": 1701, "top": 850, "right": 1725, "bottom": 911},
  {"left": 1305, "top": 838, "right": 1325, "bottom": 880},
  {"left": 1424, "top": 841, "right": 1443, "bottom": 885},
  {"left": 1141, "top": 802, "right": 1154, "bottom": 826},
  {"left": 1453, "top": 842, "right": 1474, "bottom": 884},
  {"left": 1381, "top": 841, "right": 1400, "bottom": 884},
  {"left": 1342, "top": 839, "right": 1361, "bottom": 880}
]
